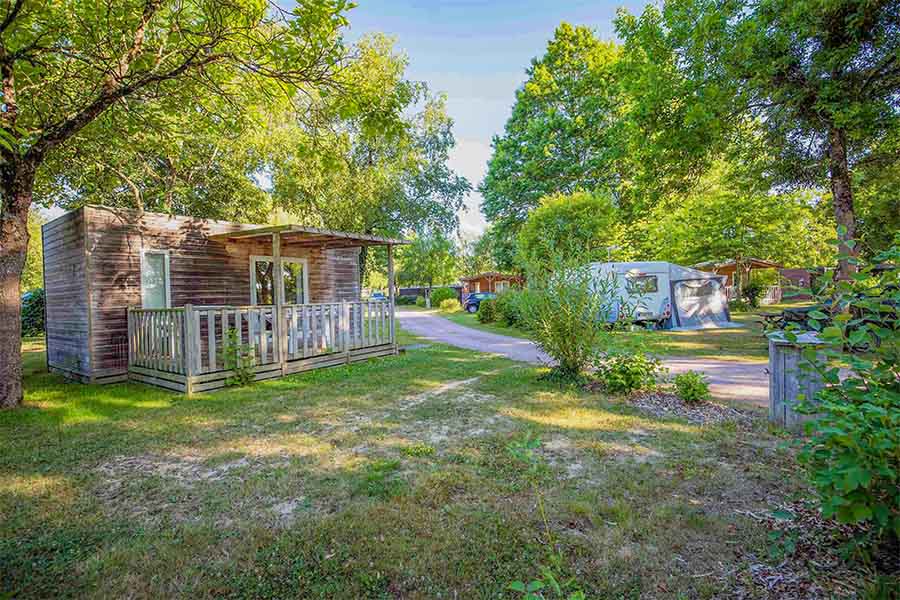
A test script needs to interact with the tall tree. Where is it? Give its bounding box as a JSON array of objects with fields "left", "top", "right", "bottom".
[
  {"left": 396, "top": 233, "right": 459, "bottom": 305},
  {"left": 480, "top": 24, "right": 625, "bottom": 236},
  {"left": 637, "top": 165, "right": 835, "bottom": 271},
  {"left": 268, "top": 34, "right": 470, "bottom": 277},
  {"left": 517, "top": 190, "right": 623, "bottom": 271},
  {"left": 0, "top": 0, "right": 351, "bottom": 408},
  {"left": 615, "top": 0, "right": 900, "bottom": 276},
  {"left": 458, "top": 233, "right": 496, "bottom": 277}
]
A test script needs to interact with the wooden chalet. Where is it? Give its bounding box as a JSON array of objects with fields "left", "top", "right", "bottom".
[
  {"left": 42, "top": 205, "right": 406, "bottom": 394},
  {"left": 459, "top": 272, "right": 524, "bottom": 296}
]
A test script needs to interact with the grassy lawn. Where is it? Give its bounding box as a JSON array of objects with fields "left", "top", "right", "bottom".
[
  {"left": 439, "top": 303, "right": 810, "bottom": 363},
  {"left": 4, "top": 333, "right": 865, "bottom": 598}
]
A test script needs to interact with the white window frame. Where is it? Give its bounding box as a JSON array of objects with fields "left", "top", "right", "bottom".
[
  {"left": 140, "top": 248, "right": 171, "bottom": 309},
  {"left": 250, "top": 255, "right": 310, "bottom": 305},
  {"left": 495, "top": 280, "right": 509, "bottom": 293}
]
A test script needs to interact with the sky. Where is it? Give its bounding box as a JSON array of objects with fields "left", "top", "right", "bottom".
[{"left": 343, "top": 0, "right": 650, "bottom": 239}]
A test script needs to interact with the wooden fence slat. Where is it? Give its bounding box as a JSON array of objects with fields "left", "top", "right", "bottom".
[
  {"left": 312, "top": 305, "right": 319, "bottom": 355},
  {"left": 259, "top": 309, "right": 268, "bottom": 364},
  {"left": 207, "top": 310, "right": 217, "bottom": 373},
  {"left": 192, "top": 309, "right": 202, "bottom": 375}
]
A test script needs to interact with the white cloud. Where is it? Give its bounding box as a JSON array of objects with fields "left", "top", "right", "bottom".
[{"left": 449, "top": 137, "right": 492, "bottom": 240}]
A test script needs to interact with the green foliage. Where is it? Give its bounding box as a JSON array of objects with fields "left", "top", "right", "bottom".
[
  {"left": 494, "top": 290, "right": 528, "bottom": 328},
  {"left": 517, "top": 191, "right": 623, "bottom": 270},
  {"left": 476, "top": 299, "right": 498, "bottom": 323},
  {"left": 635, "top": 167, "right": 834, "bottom": 269},
  {"left": 397, "top": 234, "right": 460, "bottom": 289},
  {"left": 429, "top": 287, "right": 458, "bottom": 307},
  {"left": 459, "top": 234, "right": 498, "bottom": 276},
  {"left": 415, "top": 296, "right": 426, "bottom": 308},
  {"left": 269, "top": 34, "right": 470, "bottom": 246},
  {"left": 353, "top": 459, "right": 406, "bottom": 499},
  {"left": 400, "top": 443, "right": 436, "bottom": 457},
  {"left": 22, "top": 211, "right": 43, "bottom": 292},
  {"left": 223, "top": 328, "right": 256, "bottom": 387},
  {"left": 788, "top": 241, "right": 899, "bottom": 543},
  {"left": 480, "top": 24, "right": 625, "bottom": 228},
  {"left": 594, "top": 353, "right": 663, "bottom": 394},
  {"left": 615, "top": 0, "right": 900, "bottom": 270},
  {"left": 438, "top": 298, "right": 460, "bottom": 313},
  {"left": 519, "top": 256, "right": 618, "bottom": 380},
  {"left": 21, "top": 289, "right": 45, "bottom": 337},
  {"left": 742, "top": 282, "right": 765, "bottom": 309},
  {"left": 395, "top": 295, "right": 417, "bottom": 306},
  {"left": 673, "top": 371, "right": 711, "bottom": 405}
]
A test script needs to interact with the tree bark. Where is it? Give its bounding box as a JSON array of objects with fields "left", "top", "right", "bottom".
[
  {"left": 828, "top": 126, "right": 857, "bottom": 278},
  {"left": 0, "top": 163, "right": 34, "bottom": 409}
]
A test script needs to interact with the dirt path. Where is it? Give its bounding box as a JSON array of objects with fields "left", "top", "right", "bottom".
[{"left": 398, "top": 308, "right": 769, "bottom": 408}]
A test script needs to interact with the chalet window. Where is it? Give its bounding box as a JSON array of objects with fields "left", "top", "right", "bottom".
[
  {"left": 495, "top": 280, "right": 509, "bottom": 292},
  {"left": 140, "top": 250, "right": 171, "bottom": 309},
  {"left": 473, "top": 281, "right": 480, "bottom": 293},
  {"left": 251, "top": 256, "right": 309, "bottom": 305}
]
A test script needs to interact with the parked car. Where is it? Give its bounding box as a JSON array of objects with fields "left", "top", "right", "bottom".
[
  {"left": 369, "top": 291, "right": 387, "bottom": 301},
  {"left": 463, "top": 292, "right": 496, "bottom": 313}
]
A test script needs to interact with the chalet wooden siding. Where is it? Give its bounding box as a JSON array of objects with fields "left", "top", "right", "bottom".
[
  {"left": 45, "top": 206, "right": 363, "bottom": 384},
  {"left": 42, "top": 209, "right": 91, "bottom": 381}
]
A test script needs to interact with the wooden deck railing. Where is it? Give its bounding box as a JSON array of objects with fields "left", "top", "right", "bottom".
[{"left": 127, "top": 301, "right": 396, "bottom": 393}]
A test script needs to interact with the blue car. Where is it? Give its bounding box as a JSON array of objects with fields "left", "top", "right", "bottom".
[{"left": 462, "top": 292, "right": 496, "bottom": 313}]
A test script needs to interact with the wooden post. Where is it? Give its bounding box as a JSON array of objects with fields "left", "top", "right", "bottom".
[
  {"left": 184, "top": 304, "right": 195, "bottom": 396},
  {"left": 768, "top": 332, "right": 826, "bottom": 431},
  {"left": 273, "top": 232, "right": 287, "bottom": 375},
  {"left": 387, "top": 244, "right": 396, "bottom": 352}
]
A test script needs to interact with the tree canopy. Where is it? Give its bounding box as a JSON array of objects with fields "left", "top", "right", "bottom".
[
  {"left": 1, "top": 0, "right": 354, "bottom": 408},
  {"left": 396, "top": 233, "right": 460, "bottom": 289},
  {"left": 480, "top": 24, "right": 625, "bottom": 230},
  {"left": 614, "top": 0, "right": 900, "bottom": 274},
  {"left": 517, "top": 191, "right": 623, "bottom": 271}
]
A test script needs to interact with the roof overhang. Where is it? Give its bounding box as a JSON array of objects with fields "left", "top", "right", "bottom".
[
  {"left": 460, "top": 272, "right": 523, "bottom": 281},
  {"left": 693, "top": 258, "right": 783, "bottom": 270},
  {"left": 208, "top": 225, "right": 409, "bottom": 248}
]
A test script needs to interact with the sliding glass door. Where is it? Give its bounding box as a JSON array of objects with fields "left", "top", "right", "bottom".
[{"left": 250, "top": 256, "right": 309, "bottom": 305}]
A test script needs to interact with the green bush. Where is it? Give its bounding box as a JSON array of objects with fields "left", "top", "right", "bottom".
[
  {"left": 21, "top": 288, "right": 45, "bottom": 337},
  {"left": 729, "top": 299, "right": 752, "bottom": 312},
  {"left": 519, "top": 256, "right": 618, "bottom": 379},
  {"left": 789, "top": 239, "right": 899, "bottom": 544},
  {"left": 395, "top": 295, "right": 416, "bottom": 306},
  {"left": 743, "top": 282, "right": 765, "bottom": 308},
  {"left": 673, "top": 371, "right": 711, "bottom": 404},
  {"left": 477, "top": 298, "right": 497, "bottom": 323},
  {"left": 495, "top": 289, "right": 526, "bottom": 328},
  {"left": 594, "top": 352, "right": 663, "bottom": 394},
  {"left": 439, "top": 298, "right": 460, "bottom": 312},
  {"left": 430, "top": 287, "right": 458, "bottom": 306},
  {"left": 415, "top": 296, "right": 426, "bottom": 308}
]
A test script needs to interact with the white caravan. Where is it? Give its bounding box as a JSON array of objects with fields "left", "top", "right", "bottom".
[{"left": 589, "top": 261, "right": 734, "bottom": 330}]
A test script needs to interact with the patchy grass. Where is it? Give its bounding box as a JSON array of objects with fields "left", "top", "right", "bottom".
[
  {"left": 1, "top": 333, "right": 870, "bottom": 598},
  {"left": 440, "top": 303, "right": 812, "bottom": 363}
]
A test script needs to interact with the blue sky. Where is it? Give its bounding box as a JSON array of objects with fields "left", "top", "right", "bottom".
[{"left": 343, "top": 0, "right": 651, "bottom": 238}]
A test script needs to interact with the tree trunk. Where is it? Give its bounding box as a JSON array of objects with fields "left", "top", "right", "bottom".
[
  {"left": 828, "top": 126, "right": 857, "bottom": 278},
  {"left": 0, "top": 164, "right": 34, "bottom": 409}
]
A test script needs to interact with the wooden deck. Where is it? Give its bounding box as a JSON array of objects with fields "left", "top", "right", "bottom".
[{"left": 127, "top": 301, "right": 396, "bottom": 394}]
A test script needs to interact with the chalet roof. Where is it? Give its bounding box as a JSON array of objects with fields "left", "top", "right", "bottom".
[
  {"left": 693, "top": 258, "right": 782, "bottom": 270},
  {"left": 208, "top": 224, "right": 409, "bottom": 248},
  {"left": 459, "top": 272, "right": 524, "bottom": 281}
]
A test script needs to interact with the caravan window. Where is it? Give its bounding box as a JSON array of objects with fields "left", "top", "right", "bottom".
[{"left": 626, "top": 275, "right": 658, "bottom": 294}]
